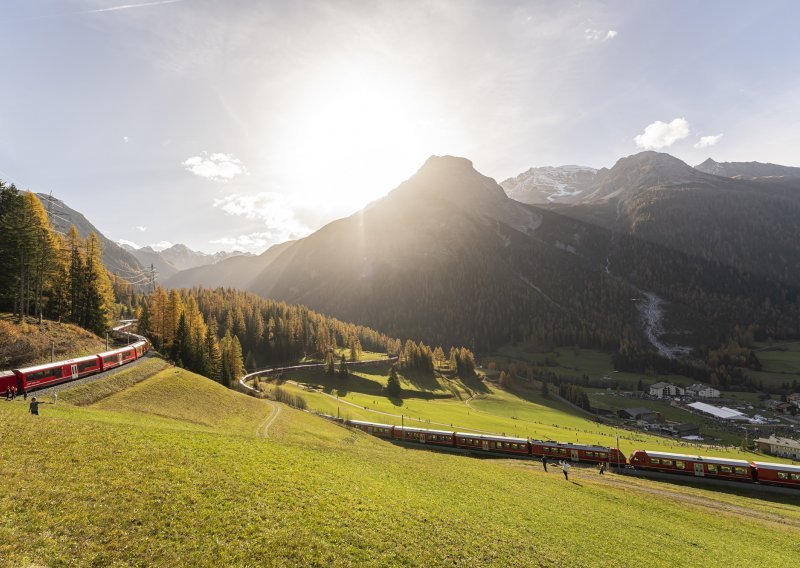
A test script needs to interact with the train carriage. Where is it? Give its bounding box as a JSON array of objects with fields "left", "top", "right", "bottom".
[
  {"left": 1, "top": 371, "right": 19, "bottom": 396},
  {"left": 752, "top": 462, "right": 800, "bottom": 488},
  {"left": 394, "top": 426, "right": 456, "bottom": 447},
  {"left": 347, "top": 420, "right": 395, "bottom": 439},
  {"left": 98, "top": 346, "right": 136, "bottom": 371},
  {"left": 15, "top": 354, "right": 103, "bottom": 391},
  {"left": 629, "top": 450, "right": 754, "bottom": 483},
  {"left": 532, "top": 441, "right": 626, "bottom": 465},
  {"left": 454, "top": 433, "right": 529, "bottom": 455}
]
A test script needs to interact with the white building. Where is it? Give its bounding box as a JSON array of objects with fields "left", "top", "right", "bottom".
[
  {"left": 685, "top": 383, "right": 721, "bottom": 398},
  {"left": 754, "top": 435, "right": 800, "bottom": 460},
  {"left": 649, "top": 382, "right": 685, "bottom": 398}
]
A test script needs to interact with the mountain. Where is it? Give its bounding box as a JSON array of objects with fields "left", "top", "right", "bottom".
[
  {"left": 36, "top": 193, "right": 144, "bottom": 279},
  {"left": 694, "top": 158, "right": 800, "bottom": 179},
  {"left": 121, "top": 243, "right": 252, "bottom": 283},
  {"left": 163, "top": 240, "right": 293, "bottom": 290},
  {"left": 500, "top": 165, "right": 597, "bottom": 204},
  {"left": 551, "top": 152, "right": 800, "bottom": 288}
]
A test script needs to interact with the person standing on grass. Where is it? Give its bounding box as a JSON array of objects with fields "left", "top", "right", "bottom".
[
  {"left": 599, "top": 462, "right": 606, "bottom": 475},
  {"left": 562, "top": 460, "right": 570, "bottom": 481},
  {"left": 29, "top": 397, "right": 40, "bottom": 416},
  {"left": 542, "top": 455, "right": 549, "bottom": 472}
]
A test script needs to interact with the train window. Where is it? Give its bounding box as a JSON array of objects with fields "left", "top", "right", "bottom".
[
  {"left": 651, "top": 458, "right": 660, "bottom": 464},
  {"left": 777, "top": 472, "right": 788, "bottom": 480},
  {"left": 720, "top": 466, "right": 732, "bottom": 473},
  {"left": 735, "top": 467, "right": 747, "bottom": 475},
  {"left": 791, "top": 474, "right": 800, "bottom": 480},
  {"left": 78, "top": 360, "right": 97, "bottom": 372},
  {"left": 675, "top": 461, "right": 685, "bottom": 470},
  {"left": 707, "top": 465, "right": 717, "bottom": 473},
  {"left": 662, "top": 460, "right": 673, "bottom": 467},
  {"left": 599, "top": 453, "right": 607, "bottom": 459}
]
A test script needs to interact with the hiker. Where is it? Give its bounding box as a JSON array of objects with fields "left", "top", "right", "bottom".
[
  {"left": 598, "top": 462, "right": 606, "bottom": 475},
  {"left": 23, "top": 387, "right": 27, "bottom": 400},
  {"left": 10, "top": 386, "right": 16, "bottom": 400},
  {"left": 29, "top": 397, "right": 40, "bottom": 416},
  {"left": 562, "top": 460, "right": 570, "bottom": 481},
  {"left": 542, "top": 455, "right": 549, "bottom": 472}
]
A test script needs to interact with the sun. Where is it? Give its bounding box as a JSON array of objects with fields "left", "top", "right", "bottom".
[{"left": 270, "top": 68, "right": 437, "bottom": 211}]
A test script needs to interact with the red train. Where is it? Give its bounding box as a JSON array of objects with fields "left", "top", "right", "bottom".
[
  {"left": 629, "top": 449, "right": 800, "bottom": 488},
  {"left": 346, "top": 420, "right": 800, "bottom": 489},
  {"left": 0, "top": 326, "right": 148, "bottom": 396},
  {"left": 346, "top": 420, "right": 627, "bottom": 465}
]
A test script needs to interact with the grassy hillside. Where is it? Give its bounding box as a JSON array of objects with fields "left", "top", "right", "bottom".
[
  {"left": 1, "top": 364, "right": 798, "bottom": 566},
  {"left": 0, "top": 313, "right": 108, "bottom": 369}
]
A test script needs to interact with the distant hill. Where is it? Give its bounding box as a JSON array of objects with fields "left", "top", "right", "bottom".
[
  {"left": 500, "top": 165, "right": 597, "bottom": 204},
  {"left": 120, "top": 242, "right": 251, "bottom": 283},
  {"left": 694, "top": 158, "right": 800, "bottom": 179},
  {"left": 36, "top": 193, "right": 144, "bottom": 278}
]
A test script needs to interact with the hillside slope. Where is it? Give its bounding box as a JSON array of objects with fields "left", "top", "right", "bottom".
[
  {"left": 1, "top": 367, "right": 797, "bottom": 566},
  {"left": 0, "top": 314, "right": 107, "bottom": 369}
]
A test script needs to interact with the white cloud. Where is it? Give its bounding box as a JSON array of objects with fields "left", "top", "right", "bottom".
[
  {"left": 585, "top": 28, "right": 618, "bottom": 41},
  {"left": 135, "top": 225, "right": 147, "bottom": 232},
  {"left": 117, "top": 239, "right": 141, "bottom": 249},
  {"left": 148, "top": 240, "right": 173, "bottom": 251},
  {"left": 694, "top": 133, "right": 723, "bottom": 149},
  {"left": 182, "top": 152, "right": 247, "bottom": 182},
  {"left": 634, "top": 118, "right": 690, "bottom": 150},
  {"left": 212, "top": 192, "right": 311, "bottom": 249}
]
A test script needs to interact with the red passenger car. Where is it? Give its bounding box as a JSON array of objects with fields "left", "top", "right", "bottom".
[
  {"left": 454, "top": 433, "right": 529, "bottom": 455},
  {"left": 1, "top": 371, "right": 19, "bottom": 396},
  {"left": 394, "top": 426, "right": 456, "bottom": 447},
  {"left": 348, "top": 420, "right": 394, "bottom": 439},
  {"left": 98, "top": 346, "right": 136, "bottom": 370},
  {"left": 752, "top": 462, "right": 800, "bottom": 487},
  {"left": 629, "top": 450, "right": 754, "bottom": 482},
  {"left": 15, "top": 354, "right": 103, "bottom": 391},
  {"left": 531, "top": 441, "right": 626, "bottom": 464}
]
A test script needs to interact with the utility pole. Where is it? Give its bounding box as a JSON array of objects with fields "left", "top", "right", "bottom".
[
  {"left": 106, "top": 332, "right": 109, "bottom": 351},
  {"left": 51, "top": 340, "right": 55, "bottom": 362},
  {"left": 150, "top": 264, "right": 156, "bottom": 294},
  {"left": 616, "top": 431, "right": 621, "bottom": 470}
]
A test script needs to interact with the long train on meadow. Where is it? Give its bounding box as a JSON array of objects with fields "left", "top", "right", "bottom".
[
  {"left": 0, "top": 322, "right": 148, "bottom": 396},
  {"left": 346, "top": 419, "right": 800, "bottom": 489}
]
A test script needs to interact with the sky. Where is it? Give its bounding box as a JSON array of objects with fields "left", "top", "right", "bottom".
[{"left": 1, "top": 0, "right": 799, "bottom": 254}]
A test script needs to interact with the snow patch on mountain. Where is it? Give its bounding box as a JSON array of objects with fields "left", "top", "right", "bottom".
[{"left": 501, "top": 165, "right": 597, "bottom": 204}]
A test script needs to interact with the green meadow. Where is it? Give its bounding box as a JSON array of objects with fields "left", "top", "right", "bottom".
[{"left": 2, "top": 362, "right": 798, "bottom": 567}]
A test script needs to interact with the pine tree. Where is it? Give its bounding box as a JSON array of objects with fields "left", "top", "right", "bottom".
[
  {"left": 204, "top": 317, "right": 222, "bottom": 382},
  {"left": 339, "top": 354, "right": 348, "bottom": 378},
  {"left": 82, "top": 232, "right": 114, "bottom": 334},
  {"left": 387, "top": 366, "right": 401, "bottom": 397}
]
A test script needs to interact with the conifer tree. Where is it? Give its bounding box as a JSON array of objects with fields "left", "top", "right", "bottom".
[{"left": 339, "top": 354, "right": 348, "bottom": 377}]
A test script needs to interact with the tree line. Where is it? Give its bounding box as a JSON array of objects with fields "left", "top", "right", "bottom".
[{"left": 0, "top": 183, "right": 115, "bottom": 334}]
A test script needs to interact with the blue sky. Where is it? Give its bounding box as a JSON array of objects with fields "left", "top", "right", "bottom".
[{"left": 1, "top": 0, "right": 798, "bottom": 253}]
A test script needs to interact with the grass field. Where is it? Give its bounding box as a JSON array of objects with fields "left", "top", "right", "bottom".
[
  {"left": 2, "top": 363, "right": 799, "bottom": 566},
  {"left": 261, "top": 364, "right": 785, "bottom": 462}
]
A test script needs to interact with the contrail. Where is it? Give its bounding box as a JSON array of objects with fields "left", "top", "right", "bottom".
[{"left": 83, "top": 0, "right": 187, "bottom": 14}]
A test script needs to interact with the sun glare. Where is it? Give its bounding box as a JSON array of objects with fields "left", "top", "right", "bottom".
[{"left": 270, "top": 69, "right": 437, "bottom": 211}]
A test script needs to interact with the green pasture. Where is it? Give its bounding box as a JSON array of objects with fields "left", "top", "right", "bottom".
[{"left": 1, "top": 363, "right": 798, "bottom": 566}]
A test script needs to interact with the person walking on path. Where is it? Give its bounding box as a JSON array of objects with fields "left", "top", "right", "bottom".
[
  {"left": 598, "top": 462, "right": 606, "bottom": 475},
  {"left": 562, "top": 460, "right": 570, "bottom": 481},
  {"left": 29, "top": 397, "right": 40, "bottom": 415},
  {"left": 542, "top": 455, "right": 549, "bottom": 472}
]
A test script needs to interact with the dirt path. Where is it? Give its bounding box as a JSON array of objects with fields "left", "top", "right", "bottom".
[{"left": 256, "top": 400, "right": 282, "bottom": 438}]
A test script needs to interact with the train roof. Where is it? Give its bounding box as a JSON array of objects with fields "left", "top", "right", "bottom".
[
  {"left": 97, "top": 346, "right": 135, "bottom": 358},
  {"left": 17, "top": 354, "right": 100, "bottom": 374},
  {"left": 455, "top": 432, "right": 529, "bottom": 443},
  {"left": 535, "top": 441, "right": 617, "bottom": 452},
  {"left": 0, "top": 370, "right": 16, "bottom": 378},
  {"left": 396, "top": 426, "right": 455, "bottom": 435},
  {"left": 752, "top": 461, "right": 800, "bottom": 472},
  {"left": 635, "top": 450, "right": 750, "bottom": 467},
  {"left": 348, "top": 420, "right": 394, "bottom": 428}
]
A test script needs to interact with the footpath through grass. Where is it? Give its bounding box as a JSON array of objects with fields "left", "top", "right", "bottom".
[{"left": 2, "top": 364, "right": 799, "bottom": 566}]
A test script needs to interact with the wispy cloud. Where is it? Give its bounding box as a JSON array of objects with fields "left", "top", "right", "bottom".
[
  {"left": 212, "top": 192, "right": 311, "bottom": 249},
  {"left": 634, "top": 118, "right": 690, "bottom": 150},
  {"left": 135, "top": 225, "right": 147, "bottom": 232},
  {"left": 585, "top": 28, "right": 617, "bottom": 41},
  {"left": 694, "top": 133, "right": 723, "bottom": 149},
  {"left": 84, "top": 0, "right": 186, "bottom": 15},
  {"left": 209, "top": 232, "right": 278, "bottom": 252},
  {"left": 183, "top": 152, "right": 247, "bottom": 182},
  {"left": 123, "top": 136, "right": 129, "bottom": 143}
]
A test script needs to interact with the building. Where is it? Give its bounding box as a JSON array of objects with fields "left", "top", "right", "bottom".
[
  {"left": 649, "top": 382, "right": 685, "bottom": 398},
  {"left": 618, "top": 408, "right": 663, "bottom": 423},
  {"left": 686, "top": 402, "right": 749, "bottom": 421},
  {"left": 660, "top": 422, "right": 700, "bottom": 437},
  {"left": 775, "top": 402, "right": 794, "bottom": 414},
  {"left": 754, "top": 435, "right": 800, "bottom": 459},
  {"left": 685, "top": 384, "right": 720, "bottom": 398},
  {"left": 787, "top": 393, "right": 800, "bottom": 405}
]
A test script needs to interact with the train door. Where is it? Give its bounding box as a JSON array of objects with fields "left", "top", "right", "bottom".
[
  {"left": 117, "top": 354, "right": 122, "bottom": 366},
  {"left": 482, "top": 440, "right": 489, "bottom": 451},
  {"left": 693, "top": 463, "right": 704, "bottom": 477},
  {"left": 420, "top": 433, "right": 426, "bottom": 444},
  {"left": 71, "top": 364, "right": 78, "bottom": 379},
  {"left": 571, "top": 450, "right": 579, "bottom": 462}
]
